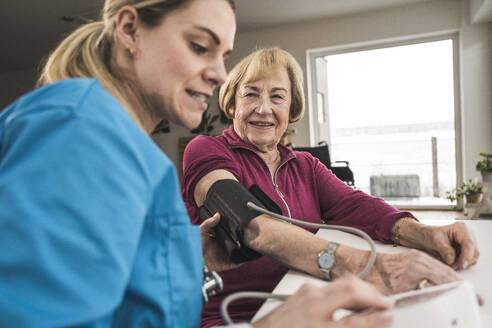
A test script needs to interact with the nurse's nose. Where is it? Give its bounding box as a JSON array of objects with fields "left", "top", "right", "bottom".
[{"left": 204, "top": 57, "right": 228, "bottom": 87}]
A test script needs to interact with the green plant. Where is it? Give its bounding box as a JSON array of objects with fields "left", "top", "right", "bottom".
[
  {"left": 218, "top": 109, "right": 232, "bottom": 126},
  {"left": 476, "top": 152, "right": 492, "bottom": 172},
  {"left": 280, "top": 124, "right": 296, "bottom": 145},
  {"left": 283, "top": 125, "right": 295, "bottom": 138},
  {"left": 445, "top": 179, "right": 483, "bottom": 202},
  {"left": 151, "top": 119, "right": 170, "bottom": 134},
  {"left": 190, "top": 109, "right": 219, "bottom": 136}
]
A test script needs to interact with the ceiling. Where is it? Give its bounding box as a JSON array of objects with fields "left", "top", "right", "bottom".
[
  {"left": 0, "top": 0, "right": 435, "bottom": 73},
  {"left": 236, "top": 0, "right": 433, "bottom": 31}
]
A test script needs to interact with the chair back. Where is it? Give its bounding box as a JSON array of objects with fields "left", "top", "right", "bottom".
[
  {"left": 293, "top": 142, "right": 355, "bottom": 186},
  {"left": 293, "top": 144, "right": 332, "bottom": 169}
]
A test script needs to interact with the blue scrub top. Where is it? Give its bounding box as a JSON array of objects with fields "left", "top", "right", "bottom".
[{"left": 0, "top": 79, "right": 203, "bottom": 327}]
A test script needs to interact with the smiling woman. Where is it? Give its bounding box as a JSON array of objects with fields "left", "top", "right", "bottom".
[
  {"left": 180, "top": 48, "right": 315, "bottom": 326},
  {"left": 218, "top": 47, "right": 305, "bottom": 167},
  {"left": 0, "top": 0, "right": 237, "bottom": 327}
]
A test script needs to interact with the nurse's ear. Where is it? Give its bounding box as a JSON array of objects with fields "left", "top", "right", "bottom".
[{"left": 114, "top": 5, "right": 139, "bottom": 57}]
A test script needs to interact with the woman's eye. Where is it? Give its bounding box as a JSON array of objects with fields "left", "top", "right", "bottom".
[
  {"left": 272, "top": 95, "right": 285, "bottom": 102},
  {"left": 245, "top": 93, "right": 258, "bottom": 98},
  {"left": 191, "top": 42, "right": 208, "bottom": 55}
]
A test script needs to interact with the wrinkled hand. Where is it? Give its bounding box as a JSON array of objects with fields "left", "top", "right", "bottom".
[
  {"left": 366, "top": 249, "right": 462, "bottom": 295},
  {"left": 200, "top": 213, "right": 243, "bottom": 272},
  {"left": 366, "top": 249, "right": 484, "bottom": 306},
  {"left": 423, "top": 222, "right": 480, "bottom": 270},
  {"left": 253, "top": 276, "right": 393, "bottom": 328}
]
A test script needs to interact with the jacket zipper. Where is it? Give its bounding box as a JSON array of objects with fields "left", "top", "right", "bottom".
[
  {"left": 233, "top": 145, "right": 292, "bottom": 218},
  {"left": 273, "top": 162, "right": 292, "bottom": 218}
]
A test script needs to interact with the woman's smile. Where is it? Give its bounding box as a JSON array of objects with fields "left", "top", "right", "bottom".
[{"left": 248, "top": 120, "right": 275, "bottom": 129}]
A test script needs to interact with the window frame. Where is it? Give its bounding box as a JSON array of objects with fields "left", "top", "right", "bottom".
[{"left": 306, "top": 32, "right": 463, "bottom": 210}]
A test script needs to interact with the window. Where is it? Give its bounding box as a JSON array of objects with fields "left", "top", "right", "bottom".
[{"left": 308, "top": 34, "right": 462, "bottom": 208}]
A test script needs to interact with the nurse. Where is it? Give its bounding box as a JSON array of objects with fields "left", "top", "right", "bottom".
[{"left": 0, "top": 0, "right": 392, "bottom": 327}]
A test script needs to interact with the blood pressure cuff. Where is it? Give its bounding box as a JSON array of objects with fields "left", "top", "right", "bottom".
[{"left": 199, "top": 179, "right": 281, "bottom": 263}]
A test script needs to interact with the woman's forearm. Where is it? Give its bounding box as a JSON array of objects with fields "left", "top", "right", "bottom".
[
  {"left": 243, "top": 215, "right": 324, "bottom": 276},
  {"left": 391, "top": 218, "right": 434, "bottom": 251},
  {"left": 243, "top": 215, "right": 370, "bottom": 279},
  {"left": 244, "top": 215, "right": 470, "bottom": 298},
  {"left": 194, "top": 170, "right": 374, "bottom": 279}
]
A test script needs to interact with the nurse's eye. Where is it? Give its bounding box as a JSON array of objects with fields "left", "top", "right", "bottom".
[{"left": 191, "top": 42, "right": 208, "bottom": 55}]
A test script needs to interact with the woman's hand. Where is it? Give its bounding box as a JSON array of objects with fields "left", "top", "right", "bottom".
[
  {"left": 397, "top": 220, "right": 480, "bottom": 270},
  {"left": 253, "top": 275, "right": 394, "bottom": 328},
  {"left": 333, "top": 245, "right": 461, "bottom": 295},
  {"left": 423, "top": 223, "right": 479, "bottom": 270},
  {"left": 363, "top": 249, "right": 483, "bottom": 305},
  {"left": 365, "top": 249, "right": 462, "bottom": 294},
  {"left": 199, "top": 213, "right": 243, "bottom": 272}
]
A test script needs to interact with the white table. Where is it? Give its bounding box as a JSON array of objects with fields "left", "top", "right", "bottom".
[{"left": 253, "top": 220, "right": 492, "bottom": 325}]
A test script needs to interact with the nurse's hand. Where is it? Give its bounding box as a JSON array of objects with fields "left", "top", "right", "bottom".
[
  {"left": 252, "top": 276, "right": 393, "bottom": 328},
  {"left": 200, "top": 213, "right": 243, "bottom": 272}
]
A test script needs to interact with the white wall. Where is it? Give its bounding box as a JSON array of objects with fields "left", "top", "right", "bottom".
[
  {"left": 459, "top": 0, "right": 492, "bottom": 181},
  {"left": 229, "top": 0, "right": 491, "bottom": 182},
  {"left": 469, "top": 0, "right": 492, "bottom": 23}
]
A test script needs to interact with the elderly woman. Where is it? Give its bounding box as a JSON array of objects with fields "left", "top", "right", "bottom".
[{"left": 181, "top": 47, "right": 480, "bottom": 327}]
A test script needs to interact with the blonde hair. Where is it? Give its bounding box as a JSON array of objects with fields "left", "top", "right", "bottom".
[
  {"left": 219, "top": 47, "right": 305, "bottom": 123},
  {"left": 38, "top": 0, "right": 235, "bottom": 127}
]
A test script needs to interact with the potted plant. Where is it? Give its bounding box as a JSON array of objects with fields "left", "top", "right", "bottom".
[
  {"left": 476, "top": 152, "right": 492, "bottom": 182},
  {"left": 190, "top": 109, "right": 219, "bottom": 136},
  {"left": 280, "top": 125, "right": 296, "bottom": 146},
  {"left": 445, "top": 179, "right": 483, "bottom": 205},
  {"left": 178, "top": 109, "right": 219, "bottom": 178}
]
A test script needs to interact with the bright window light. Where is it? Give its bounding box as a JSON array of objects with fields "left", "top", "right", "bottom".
[{"left": 320, "top": 39, "right": 457, "bottom": 207}]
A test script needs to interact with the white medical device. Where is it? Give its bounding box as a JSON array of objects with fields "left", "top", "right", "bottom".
[
  {"left": 384, "top": 281, "right": 482, "bottom": 328},
  {"left": 225, "top": 281, "right": 481, "bottom": 327}
]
